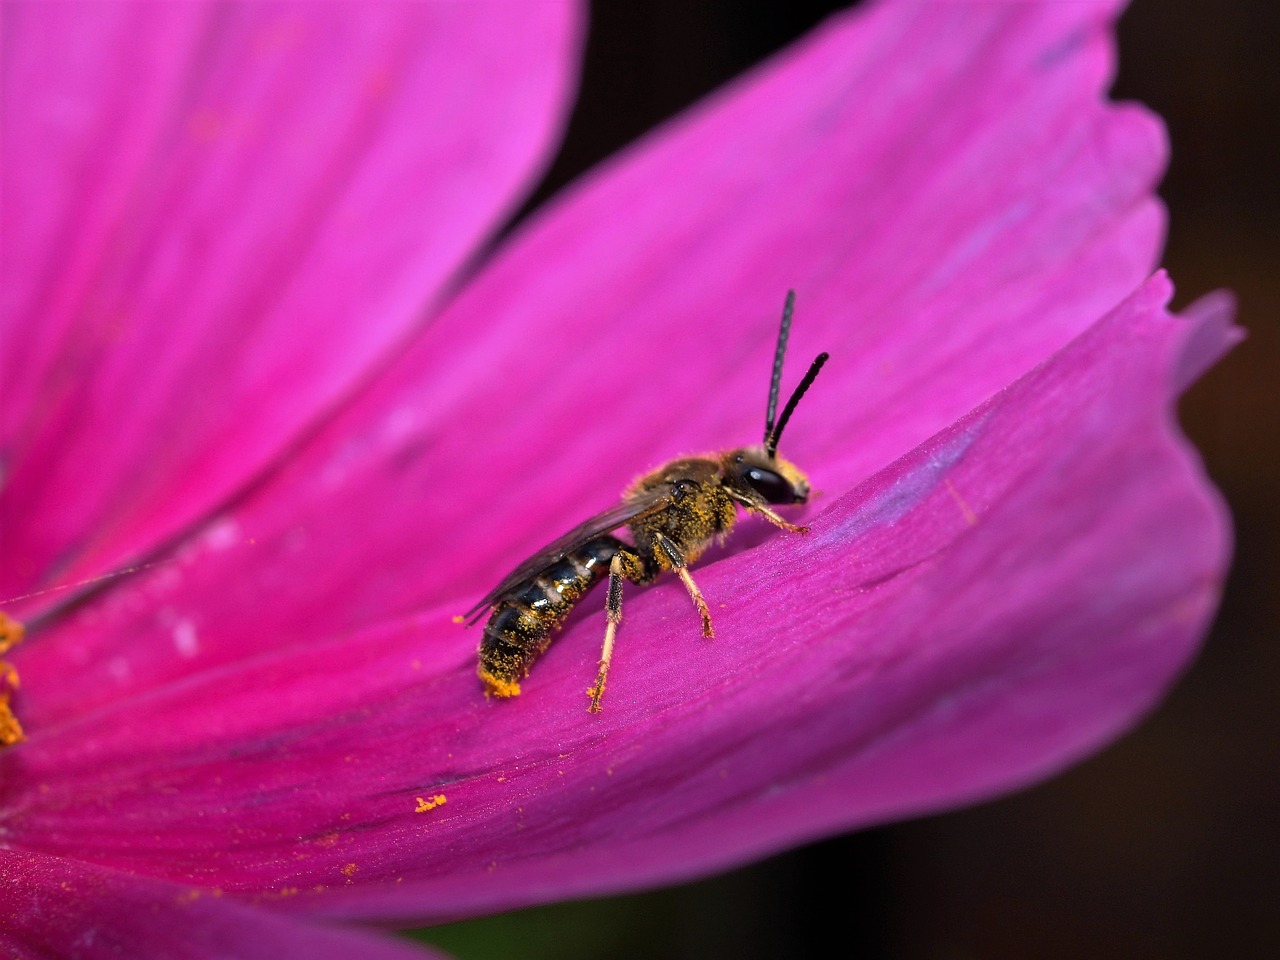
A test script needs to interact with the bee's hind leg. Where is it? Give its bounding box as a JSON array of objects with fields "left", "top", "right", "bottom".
[
  {"left": 653, "top": 532, "right": 714, "bottom": 639},
  {"left": 588, "top": 551, "right": 635, "bottom": 713}
]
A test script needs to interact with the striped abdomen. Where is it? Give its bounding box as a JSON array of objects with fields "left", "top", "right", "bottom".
[{"left": 478, "top": 536, "right": 622, "bottom": 697}]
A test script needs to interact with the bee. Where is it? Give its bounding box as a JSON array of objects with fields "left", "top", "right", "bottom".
[{"left": 466, "top": 291, "right": 829, "bottom": 712}]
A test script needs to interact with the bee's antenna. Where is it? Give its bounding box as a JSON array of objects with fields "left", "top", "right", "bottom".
[
  {"left": 766, "top": 351, "right": 829, "bottom": 458},
  {"left": 763, "top": 290, "right": 796, "bottom": 447}
]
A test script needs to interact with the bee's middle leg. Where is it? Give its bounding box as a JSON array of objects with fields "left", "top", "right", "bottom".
[{"left": 652, "top": 532, "right": 714, "bottom": 639}]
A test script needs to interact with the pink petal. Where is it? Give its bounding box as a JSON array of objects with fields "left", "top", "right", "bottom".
[
  {"left": 15, "top": 0, "right": 1167, "bottom": 726},
  {"left": 0, "top": 0, "right": 583, "bottom": 608},
  {"left": 1, "top": 850, "right": 448, "bottom": 959},
  {"left": 2, "top": 275, "right": 1235, "bottom": 923},
  {"left": 3, "top": 0, "right": 1235, "bottom": 930}
]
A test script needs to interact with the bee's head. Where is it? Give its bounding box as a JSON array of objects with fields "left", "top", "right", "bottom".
[{"left": 724, "top": 446, "right": 810, "bottom": 504}]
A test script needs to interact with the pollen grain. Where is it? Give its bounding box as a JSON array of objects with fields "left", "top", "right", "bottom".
[{"left": 0, "top": 612, "right": 26, "bottom": 746}]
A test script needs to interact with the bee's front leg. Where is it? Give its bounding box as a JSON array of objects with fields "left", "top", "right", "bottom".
[{"left": 730, "top": 491, "right": 808, "bottom": 534}]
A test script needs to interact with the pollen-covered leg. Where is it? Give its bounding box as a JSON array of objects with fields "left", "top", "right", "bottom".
[
  {"left": 587, "top": 554, "right": 627, "bottom": 713},
  {"left": 676, "top": 566, "right": 715, "bottom": 638},
  {"left": 744, "top": 501, "right": 808, "bottom": 534},
  {"left": 653, "top": 532, "right": 714, "bottom": 638}
]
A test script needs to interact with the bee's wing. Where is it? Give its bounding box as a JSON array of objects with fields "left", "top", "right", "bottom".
[{"left": 465, "top": 487, "right": 674, "bottom": 619}]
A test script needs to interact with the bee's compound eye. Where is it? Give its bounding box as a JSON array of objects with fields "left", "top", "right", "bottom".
[{"left": 745, "top": 466, "right": 799, "bottom": 504}]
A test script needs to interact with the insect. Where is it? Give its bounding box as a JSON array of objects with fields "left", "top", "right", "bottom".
[{"left": 466, "top": 291, "right": 829, "bottom": 712}]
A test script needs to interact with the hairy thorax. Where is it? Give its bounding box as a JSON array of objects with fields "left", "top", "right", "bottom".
[{"left": 624, "top": 457, "right": 738, "bottom": 578}]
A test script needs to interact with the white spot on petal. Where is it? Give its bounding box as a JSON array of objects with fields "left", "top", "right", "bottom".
[
  {"left": 172, "top": 619, "right": 199, "bottom": 658},
  {"left": 203, "top": 519, "right": 241, "bottom": 552}
]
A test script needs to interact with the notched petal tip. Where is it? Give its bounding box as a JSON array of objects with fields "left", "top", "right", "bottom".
[{"left": 1172, "top": 288, "right": 1243, "bottom": 391}]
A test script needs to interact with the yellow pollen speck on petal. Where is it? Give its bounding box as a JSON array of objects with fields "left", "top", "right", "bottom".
[
  {"left": 341, "top": 863, "right": 358, "bottom": 879},
  {"left": 0, "top": 696, "right": 21, "bottom": 745},
  {"left": 0, "top": 612, "right": 23, "bottom": 656},
  {"left": 451, "top": 615, "right": 466, "bottom": 624},
  {"left": 415, "top": 794, "right": 447, "bottom": 813},
  {"left": 0, "top": 612, "right": 26, "bottom": 747}
]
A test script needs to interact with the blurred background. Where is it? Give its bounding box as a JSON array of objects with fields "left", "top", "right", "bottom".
[{"left": 417, "top": 2, "right": 1278, "bottom": 957}]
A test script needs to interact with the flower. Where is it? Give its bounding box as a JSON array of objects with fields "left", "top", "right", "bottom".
[{"left": 0, "top": 0, "right": 1236, "bottom": 956}]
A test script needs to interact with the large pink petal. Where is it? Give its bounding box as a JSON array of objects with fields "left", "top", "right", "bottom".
[
  {"left": 0, "top": 850, "right": 446, "bottom": 959},
  {"left": 1, "top": 275, "right": 1235, "bottom": 923},
  {"left": 0, "top": 0, "right": 582, "bottom": 607},
  {"left": 14, "top": 0, "right": 1168, "bottom": 724}
]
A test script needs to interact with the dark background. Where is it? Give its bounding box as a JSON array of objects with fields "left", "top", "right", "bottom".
[{"left": 419, "top": 2, "right": 1279, "bottom": 957}]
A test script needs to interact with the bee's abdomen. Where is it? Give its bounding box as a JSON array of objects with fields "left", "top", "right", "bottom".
[{"left": 478, "top": 536, "right": 622, "bottom": 698}]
